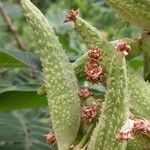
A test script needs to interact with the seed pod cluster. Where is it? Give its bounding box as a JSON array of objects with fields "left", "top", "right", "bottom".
[{"left": 72, "top": 14, "right": 150, "bottom": 119}]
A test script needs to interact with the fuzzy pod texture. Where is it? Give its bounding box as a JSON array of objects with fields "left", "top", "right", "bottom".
[
  {"left": 107, "top": 0, "right": 150, "bottom": 30},
  {"left": 87, "top": 52, "right": 129, "bottom": 150},
  {"left": 129, "top": 70, "right": 150, "bottom": 119},
  {"left": 74, "top": 20, "right": 141, "bottom": 75},
  {"left": 74, "top": 18, "right": 114, "bottom": 79},
  {"left": 20, "top": 0, "right": 81, "bottom": 149},
  {"left": 73, "top": 17, "right": 150, "bottom": 119},
  {"left": 127, "top": 134, "right": 150, "bottom": 150},
  {"left": 142, "top": 35, "right": 150, "bottom": 81}
]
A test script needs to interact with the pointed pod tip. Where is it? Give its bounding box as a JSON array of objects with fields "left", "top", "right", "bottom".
[{"left": 20, "top": 0, "right": 30, "bottom": 5}]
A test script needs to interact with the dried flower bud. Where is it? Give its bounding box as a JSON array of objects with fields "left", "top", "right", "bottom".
[
  {"left": 116, "top": 131, "right": 133, "bottom": 140},
  {"left": 78, "top": 87, "right": 91, "bottom": 98},
  {"left": 134, "top": 119, "right": 150, "bottom": 133},
  {"left": 115, "top": 40, "right": 131, "bottom": 56},
  {"left": 81, "top": 103, "right": 98, "bottom": 124},
  {"left": 88, "top": 46, "right": 104, "bottom": 60},
  {"left": 84, "top": 61, "right": 103, "bottom": 83},
  {"left": 116, "top": 117, "right": 135, "bottom": 140},
  {"left": 116, "top": 116, "right": 150, "bottom": 141},
  {"left": 64, "top": 9, "right": 79, "bottom": 22},
  {"left": 45, "top": 131, "right": 56, "bottom": 145}
]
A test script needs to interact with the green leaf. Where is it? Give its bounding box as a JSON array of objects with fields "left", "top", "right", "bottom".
[
  {"left": 0, "top": 110, "right": 56, "bottom": 150},
  {"left": 0, "top": 84, "right": 47, "bottom": 112},
  {"left": 0, "top": 48, "right": 42, "bottom": 70},
  {"left": 129, "top": 55, "right": 143, "bottom": 71}
]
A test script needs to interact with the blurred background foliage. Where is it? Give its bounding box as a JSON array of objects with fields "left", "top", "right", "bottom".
[{"left": 0, "top": 0, "right": 145, "bottom": 149}]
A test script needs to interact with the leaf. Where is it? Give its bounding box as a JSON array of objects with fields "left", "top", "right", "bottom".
[
  {"left": 129, "top": 55, "right": 143, "bottom": 71},
  {"left": 85, "top": 81, "right": 106, "bottom": 98},
  {"left": 0, "top": 48, "right": 42, "bottom": 70},
  {"left": 0, "top": 110, "right": 56, "bottom": 150},
  {"left": 0, "top": 84, "right": 47, "bottom": 112}
]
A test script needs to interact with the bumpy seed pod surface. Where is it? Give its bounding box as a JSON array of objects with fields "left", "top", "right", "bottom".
[
  {"left": 107, "top": 0, "right": 150, "bottom": 30},
  {"left": 129, "top": 70, "right": 150, "bottom": 119},
  {"left": 74, "top": 17, "right": 113, "bottom": 80},
  {"left": 87, "top": 52, "right": 129, "bottom": 150},
  {"left": 20, "top": 0, "right": 81, "bottom": 149},
  {"left": 73, "top": 17, "right": 150, "bottom": 119},
  {"left": 127, "top": 134, "right": 150, "bottom": 150}
]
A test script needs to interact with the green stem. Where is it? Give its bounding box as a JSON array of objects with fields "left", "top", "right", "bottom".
[{"left": 73, "top": 124, "right": 95, "bottom": 150}]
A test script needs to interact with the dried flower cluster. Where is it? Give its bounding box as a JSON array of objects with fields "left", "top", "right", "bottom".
[
  {"left": 79, "top": 46, "right": 104, "bottom": 124},
  {"left": 45, "top": 131, "right": 56, "bottom": 145},
  {"left": 78, "top": 87, "right": 92, "bottom": 98},
  {"left": 84, "top": 60, "right": 103, "bottom": 83},
  {"left": 115, "top": 40, "right": 131, "bottom": 56},
  {"left": 84, "top": 46, "right": 104, "bottom": 83},
  {"left": 116, "top": 117, "right": 150, "bottom": 140},
  {"left": 64, "top": 9, "right": 79, "bottom": 22},
  {"left": 81, "top": 103, "right": 98, "bottom": 124},
  {"left": 134, "top": 119, "right": 150, "bottom": 133},
  {"left": 116, "top": 117, "right": 135, "bottom": 140},
  {"left": 88, "top": 46, "right": 104, "bottom": 61}
]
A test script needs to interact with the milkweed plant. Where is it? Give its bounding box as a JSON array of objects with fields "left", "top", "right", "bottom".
[{"left": 20, "top": 0, "right": 150, "bottom": 149}]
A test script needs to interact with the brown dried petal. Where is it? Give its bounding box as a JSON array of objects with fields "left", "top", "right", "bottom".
[
  {"left": 84, "top": 61, "right": 103, "bottom": 83},
  {"left": 64, "top": 9, "right": 79, "bottom": 22},
  {"left": 116, "top": 117, "right": 150, "bottom": 141},
  {"left": 134, "top": 119, "right": 150, "bottom": 133},
  {"left": 115, "top": 40, "right": 131, "bottom": 55},
  {"left": 45, "top": 131, "right": 56, "bottom": 145},
  {"left": 116, "top": 131, "right": 133, "bottom": 140},
  {"left": 116, "top": 118, "right": 135, "bottom": 140},
  {"left": 81, "top": 103, "right": 97, "bottom": 124},
  {"left": 78, "top": 87, "right": 91, "bottom": 98},
  {"left": 88, "top": 46, "right": 104, "bottom": 60}
]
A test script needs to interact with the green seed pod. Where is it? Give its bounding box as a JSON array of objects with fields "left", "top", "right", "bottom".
[
  {"left": 20, "top": 0, "right": 81, "bottom": 149},
  {"left": 129, "top": 70, "right": 150, "bottom": 119},
  {"left": 127, "top": 134, "right": 150, "bottom": 150},
  {"left": 142, "top": 34, "right": 150, "bottom": 81},
  {"left": 73, "top": 17, "right": 141, "bottom": 79},
  {"left": 74, "top": 17, "right": 114, "bottom": 80},
  {"left": 106, "top": 0, "right": 150, "bottom": 30},
  {"left": 87, "top": 52, "right": 129, "bottom": 150},
  {"left": 73, "top": 17, "right": 150, "bottom": 119},
  {"left": 75, "top": 18, "right": 106, "bottom": 47},
  {"left": 74, "top": 55, "right": 150, "bottom": 120},
  {"left": 73, "top": 16, "right": 150, "bottom": 146}
]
